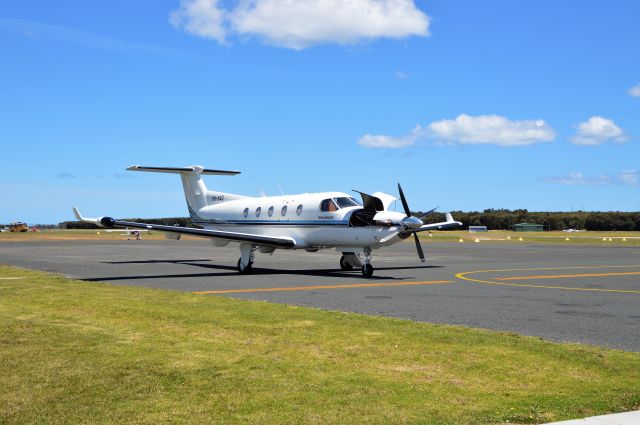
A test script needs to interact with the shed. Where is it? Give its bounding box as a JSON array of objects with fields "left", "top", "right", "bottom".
[
  {"left": 512, "top": 223, "right": 544, "bottom": 232},
  {"left": 469, "top": 226, "right": 488, "bottom": 233}
]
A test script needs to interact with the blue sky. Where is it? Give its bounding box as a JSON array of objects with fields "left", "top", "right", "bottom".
[{"left": 1, "top": 0, "right": 638, "bottom": 224}]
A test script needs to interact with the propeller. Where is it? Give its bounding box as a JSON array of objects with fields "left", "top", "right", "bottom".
[{"left": 397, "top": 183, "right": 427, "bottom": 263}]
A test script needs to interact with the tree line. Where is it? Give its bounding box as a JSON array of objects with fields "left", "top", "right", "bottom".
[
  {"left": 420, "top": 209, "right": 640, "bottom": 231},
  {"left": 59, "top": 210, "right": 640, "bottom": 231}
]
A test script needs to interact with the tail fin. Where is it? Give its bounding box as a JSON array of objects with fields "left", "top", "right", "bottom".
[{"left": 126, "top": 165, "right": 241, "bottom": 214}]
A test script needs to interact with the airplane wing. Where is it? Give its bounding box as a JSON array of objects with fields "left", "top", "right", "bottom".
[
  {"left": 72, "top": 208, "right": 295, "bottom": 248},
  {"left": 415, "top": 212, "right": 462, "bottom": 232}
]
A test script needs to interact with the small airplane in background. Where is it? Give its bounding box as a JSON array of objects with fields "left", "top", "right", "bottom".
[
  {"left": 73, "top": 165, "right": 461, "bottom": 277},
  {"left": 103, "top": 228, "right": 149, "bottom": 239}
]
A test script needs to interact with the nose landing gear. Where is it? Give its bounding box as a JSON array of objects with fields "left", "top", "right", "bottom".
[
  {"left": 339, "top": 248, "right": 374, "bottom": 278},
  {"left": 361, "top": 263, "right": 374, "bottom": 278},
  {"left": 361, "top": 247, "right": 374, "bottom": 278}
]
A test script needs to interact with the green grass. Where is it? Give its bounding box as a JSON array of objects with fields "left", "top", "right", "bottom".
[
  {"left": 0, "top": 229, "right": 172, "bottom": 241},
  {"left": 1, "top": 265, "right": 639, "bottom": 424},
  {"left": 421, "top": 230, "right": 640, "bottom": 246}
]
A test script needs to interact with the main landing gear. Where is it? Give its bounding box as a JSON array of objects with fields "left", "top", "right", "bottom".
[
  {"left": 340, "top": 248, "right": 374, "bottom": 278},
  {"left": 237, "top": 243, "right": 255, "bottom": 274},
  {"left": 339, "top": 255, "right": 353, "bottom": 271},
  {"left": 237, "top": 258, "right": 253, "bottom": 274}
]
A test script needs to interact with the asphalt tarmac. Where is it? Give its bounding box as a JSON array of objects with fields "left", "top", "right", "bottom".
[{"left": 1, "top": 238, "right": 639, "bottom": 351}]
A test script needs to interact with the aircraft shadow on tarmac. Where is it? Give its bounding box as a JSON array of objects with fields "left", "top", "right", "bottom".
[
  {"left": 86, "top": 260, "right": 443, "bottom": 282},
  {"left": 104, "top": 259, "right": 212, "bottom": 264}
]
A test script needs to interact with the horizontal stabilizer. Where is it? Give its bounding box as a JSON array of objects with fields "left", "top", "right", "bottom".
[{"left": 127, "top": 165, "right": 240, "bottom": 175}]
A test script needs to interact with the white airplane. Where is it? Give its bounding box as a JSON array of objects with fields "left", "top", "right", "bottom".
[
  {"left": 73, "top": 165, "right": 461, "bottom": 277},
  {"left": 103, "top": 228, "right": 149, "bottom": 239}
]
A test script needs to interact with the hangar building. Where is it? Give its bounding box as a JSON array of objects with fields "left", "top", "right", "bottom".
[{"left": 512, "top": 223, "right": 544, "bottom": 232}]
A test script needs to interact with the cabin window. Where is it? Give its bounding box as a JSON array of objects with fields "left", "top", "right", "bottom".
[
  {"left": 320, "top": 198, "right": 339, "bottom": 212},
  {"left": 296, "top": 204, "right": 303, "bottom": 215},
  {"left": 281, "top": 205, "right": 288, "bottom": 216},
  {"left": 335, "top": 197, "right": 360, "bottom": 208},
  {"left": 243, "top": 208, "right": 249, "bottom": 218},
  {"left": 255, "top": 207, "right": 261, "bottom": 217},
  {"left": 268, "top": 206, "right": 274, "bottom": 217}
]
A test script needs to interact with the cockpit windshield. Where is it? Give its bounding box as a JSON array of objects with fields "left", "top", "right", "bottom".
[
  {"left": 320, "top": 199, "right": 339, "bottom": 212},
  {"left": 320, "top": 197, "right": 361, "bottom": 212},
  {"left": 334, "top": 197, "right": 361, "bottom": 208}
]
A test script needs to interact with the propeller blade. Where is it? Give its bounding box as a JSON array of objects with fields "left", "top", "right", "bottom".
[
  {"left": 397, "top": 183, "right": 412, "bottom": 217},
  {"left": 413, "top": 232, "right": 425, "bottom": 262},
  {"left": 398, "top": 184, "right": 425, "bottom": 262},
  {"left": 419, "top": 206, "right": 438, "bottom": 221}
]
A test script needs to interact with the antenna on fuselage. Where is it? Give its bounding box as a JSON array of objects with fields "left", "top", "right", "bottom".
[{"left": 277, "top": 184, "right": 285, "bottom": 196}]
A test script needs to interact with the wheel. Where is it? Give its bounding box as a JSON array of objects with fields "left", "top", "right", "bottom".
[
  {"left": 237, "top": 258, "right": 253, "bottom": 274},
  {"left": 361, "top": 263, "right": 374, "bottom": 278},
  {"left": 339, "top": 255, "right": 353, "bottom": 271}
]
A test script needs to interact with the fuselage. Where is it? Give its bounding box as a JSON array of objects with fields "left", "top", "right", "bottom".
[{"left": 192, "top": 191, "right": 406, "bottom": 250}]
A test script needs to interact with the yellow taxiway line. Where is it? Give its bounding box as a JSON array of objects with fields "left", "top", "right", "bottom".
[
  {"left": 456, "top": 265, "right": 640, "bottom": 294},
  {"left": 194, "top": 280, "right": 452, "bottom": 295},
  {"left": 495, "top": 271, "right": 640, "bottom": 281}
]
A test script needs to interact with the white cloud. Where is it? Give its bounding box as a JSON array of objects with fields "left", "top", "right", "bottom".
[
  {"left": 542, "top": 172, "right": 610, "bottom": 186},
  {"left": 428, "top": 114, "right": 555, "bottom": 147},
  {"left": 169, "top": 0, "right": 226, "bottom": 44},
  {"left": 358, "top": 125, "right": 422, "bottom": 148},
  {"left": 628, "top": 84, "right": 640, "bottom": 97},
  {"left": 570, "top": 116, "right": 628, "bottom": 146},
  {"left": 619, "top": 170, "right": 639, "bottom": 187},
  {"left": 169, "top": 0, "right": 430, "bottom": 49},
  {"left": 395, "top": 70, "right": 409, "bottom": 79},
  {"left": 358, "top": 114, "right": 556, "bottom": 148},
  {"left": 541, "top": 170, "right": 639, "bottom": 187}
]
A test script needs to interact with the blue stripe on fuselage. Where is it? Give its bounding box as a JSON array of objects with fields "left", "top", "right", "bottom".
[{"left": 197, "top": 220, "right": 349, "bottom": 226}]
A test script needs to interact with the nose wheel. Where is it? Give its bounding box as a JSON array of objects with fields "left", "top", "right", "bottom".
[
  {"left": 338, "top": 249, "right": 375, "bottom": 278},
  {"left": 361, "top": 247, "right": 374, "bottom": 278}
]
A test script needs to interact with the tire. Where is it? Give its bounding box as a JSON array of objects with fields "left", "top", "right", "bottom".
[
  {"left": 237, "top": 258, "right": 253, "bottom": 274},
  {"left": 339, "top": 255, "right": 353, "bottom": 271},
  {"left": 361, "top": 263, "right": 374, "bottom": 278}
]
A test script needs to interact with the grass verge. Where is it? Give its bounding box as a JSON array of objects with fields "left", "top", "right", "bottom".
[
  {"left": 421, "top": 230, "right": 640, "bottom": 246},
  {"left": 1, "top": 265, "right": 639, "bottom": 424},
  {"left": 0, "top": 229, "right": 178, "bottom": 241}
]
